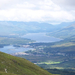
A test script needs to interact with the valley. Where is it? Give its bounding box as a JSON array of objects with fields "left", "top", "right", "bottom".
[
  {"left": 1, "top": 0, "right": 75, "bottom": 75},
  {"left": 16, "top": 37, "right": 75, "bottom": 75},
  {"left": 0, "top": 21, "right": 75, "bottom": 75}
]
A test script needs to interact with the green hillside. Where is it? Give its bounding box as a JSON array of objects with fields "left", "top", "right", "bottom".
[
  {"left": 0, "top": 37, "right": 35, "bottom": 45},
  {"left": 0, "top": 52, "right": 54, "bottom": 75}
]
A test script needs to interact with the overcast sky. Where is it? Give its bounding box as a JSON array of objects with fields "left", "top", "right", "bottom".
[{"left": 0, "top": 0, "right": 75, "bottom": 24}]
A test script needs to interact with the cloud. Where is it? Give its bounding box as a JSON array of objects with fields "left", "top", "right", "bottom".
[
  {"left": 0, "top": 0, "right": 75, "bottom": 24},
  {"left": 52, "top": 0, "right": 75, "bottom": 10}
]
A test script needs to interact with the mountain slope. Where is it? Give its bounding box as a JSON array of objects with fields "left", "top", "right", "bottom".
[
  {"left": 0, "top": 72, "right": 17, "bottom": 75},
  {"left": 0, "top": 21, "right": 54, "bottom": 35},
  {"left": 0, "top": 52, "right": 53, "bottom": 75},
  {"left": 48, "top": 23, "right": 75, "bottom": 39},
  {"left": 0, "top": 21, "right": 73, "bottom": 35}
]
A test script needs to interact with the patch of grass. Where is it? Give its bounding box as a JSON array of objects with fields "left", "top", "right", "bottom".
[
  {"left": 51, "top": 42, "right": 75, "bottom": 47},
  {"left": 37, "top": 61, "right": 61, "bottom": 65},
  {"left": 0, "top": 71, "right": 17, "bottom": 75}
]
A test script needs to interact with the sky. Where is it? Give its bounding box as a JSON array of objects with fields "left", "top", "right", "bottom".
[{"left": 0, "top": 0, "right": 75, "bottom": 24}]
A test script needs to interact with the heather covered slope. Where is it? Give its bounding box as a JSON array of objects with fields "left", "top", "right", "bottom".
[{"left": 0, "top": 52, "right": 54, "bottom": 75}]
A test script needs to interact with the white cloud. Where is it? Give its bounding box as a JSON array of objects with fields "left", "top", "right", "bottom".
[
  {"left": 52, "top": 0, "right": 75, "bottom": 10},
  {"left": 0, "top": 0, "right": 75, "bottom": 24}
]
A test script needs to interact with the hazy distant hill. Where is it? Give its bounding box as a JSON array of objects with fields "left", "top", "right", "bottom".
[
  {"left": 0, "top": 52, "right": 53, "bottom": 75},
  {"left": 48, "top": 23, "right": 75, "bottom": 39},
  {"left": 0, "top": 21, "right": 74, "bottom": 35}
]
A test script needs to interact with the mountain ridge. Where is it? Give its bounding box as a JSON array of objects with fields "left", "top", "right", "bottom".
[
  {"left": 48, "top": 23, "right": 75, "bottom": 39},
  {"left": 0, "top": 21, "right": 74, "bottom": 35}
]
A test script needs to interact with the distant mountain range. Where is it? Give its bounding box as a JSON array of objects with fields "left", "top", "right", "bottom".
[
  {"left": 48, "top": 23, "right": 75, "bottom": 39},
  {"left": 0, "top": 21, "right": 75, "bottom": 35}
]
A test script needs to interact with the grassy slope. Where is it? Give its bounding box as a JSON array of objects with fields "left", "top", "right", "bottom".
[
  {"left": 0, "top": 72, "right": 17, "bottom": 75},
  {"left": 0, "top": 52, "right": 54, "bottom": 75}
]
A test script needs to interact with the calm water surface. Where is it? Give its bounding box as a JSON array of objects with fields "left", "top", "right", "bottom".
[
  {"left": 21, "top": 33, "right": 61, "bottom": 42},
  {"left": 0, "top": 33, "right": 62, "bottom": 54},
  {"left": 0, "top": 45, "right": 33, "bottom": 54}
]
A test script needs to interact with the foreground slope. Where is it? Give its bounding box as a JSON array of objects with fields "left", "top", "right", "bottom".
[{"left": 0, "top": 52, "right": 53, "bottom": 75}]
